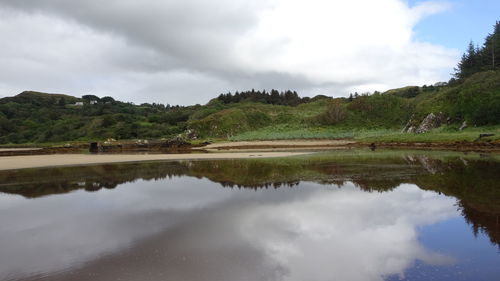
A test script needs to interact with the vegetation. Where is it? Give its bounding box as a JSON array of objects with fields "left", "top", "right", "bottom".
[
  {"left": 454, "top": 21, "right": 500, "bottom": 79},
  {"left": 0, "top": 91, "right": 197, "bottom": 143},
  {"left": 0, "top": 22, "right": 499, "bottom": 145},
  {"left": 1, "top": 69, "right": 499, "bottom": 145},
  {"left": 216, "top": 89, "right": 309, "bottom": 106}
]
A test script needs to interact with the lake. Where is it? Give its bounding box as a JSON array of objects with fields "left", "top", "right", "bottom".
[{"left": 0, "top": 150, "right": 499, "bottom": 281}]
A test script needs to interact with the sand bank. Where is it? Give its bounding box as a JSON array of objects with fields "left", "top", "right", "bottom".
[
  {"left": 0, "top": 152, "right": 310, "bottom": 171},
  {"left": 199, "top": 140, "right": 355, "bottom": 150},
  {"left": 0, "top": 148, "right": 42, "bottom": 152}
]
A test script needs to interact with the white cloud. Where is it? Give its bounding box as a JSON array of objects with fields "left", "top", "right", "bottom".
[
  {"left": 0, "top": 0, "right": 458, "bottom": 104},
  {"left": 235, "top": 0, "right": 457, "bottom": 91}
]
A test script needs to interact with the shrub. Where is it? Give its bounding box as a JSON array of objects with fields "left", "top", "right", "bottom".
[{"left": 318, "top": 100, "right": 347, "bottom": 125}]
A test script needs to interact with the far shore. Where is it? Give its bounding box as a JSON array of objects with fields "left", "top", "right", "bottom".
[
  {"left": 200, "top": 139, "right": 500, "bottom": 152},
  {"left": 0, "top": 152, "right": 311, "bottom": 171},
  {"left": 197, "top": 139, "right": 356, "bottom": 151},
  {"left": 0, "top": 138, "right": 499, "bottom": 169}
]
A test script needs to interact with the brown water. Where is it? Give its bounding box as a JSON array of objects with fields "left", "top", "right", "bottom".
[{"left": 0, "top": 150, "right": 499, "bottom": 281}]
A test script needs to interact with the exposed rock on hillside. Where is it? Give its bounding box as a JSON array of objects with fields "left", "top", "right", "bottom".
[
  {"left": 415, "top": 113, "right": 444, "bottom": 134},
  {"left": 402, "top": 112, "right": 446, "bottom": 134},
  {"left": 459, "top": 121, "right": 468, "bottom": 131},
  {"left": 401, "top": 114, "right": 415, "bottom": 133}
]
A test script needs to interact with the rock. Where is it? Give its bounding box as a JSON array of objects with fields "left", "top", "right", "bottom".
[
  {"left": 163, "top": 137, "right": 191, "bottom": 148},
  {"left": 185, "top": 129, "right": 198, "bottom": 140},
  {"left": 89, "top": 142, "right": 101, "bottom": 152},
  {"left": 415, "top": 113, "right": 444, "bottom": 134},
  {"left": 479, "top": 133, "right": 495, "bottom": 139},
  {"left": 459, "top": 121, "right": 467, "bottom": 131},
  {"left": 460, "top": 157, "right": 469, "bottom": 166},
  {"left": 401, "top": 114, "right": 415, "bottom": 133},
  {"left": 416, "top": 155, "right": 441, "bottom": 174},
  {"left": 134, "top": 139, "right": 149, "bottom": 147}
]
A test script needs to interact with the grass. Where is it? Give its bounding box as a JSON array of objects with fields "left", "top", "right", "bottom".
[
  {"left": 229, "top": 124, "right": 500, "bottom": 143},
  {"left": 3, "top": 125, "right": 497, "bottom": 148},
  {"left": 356, "top": 125, "right": 500, "bottom": 143},
  {"left": 229, "top": 124, "right": 354, "bottom": 141}
]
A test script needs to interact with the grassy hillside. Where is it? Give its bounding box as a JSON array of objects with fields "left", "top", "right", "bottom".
[
  {"left": 0, "top": 71, "right": 499, "bottom": 145},
  {"left": 197, "top": 71, "right": 500, "bottom": 142}
]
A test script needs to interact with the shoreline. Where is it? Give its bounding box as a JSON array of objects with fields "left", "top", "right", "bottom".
[
  {"left": 0, "top": 139, "right": 499, "bottom": 171},
  {"left": 361, "top": 141, "right": 500, "bottom": 152},
  {"left": 196, "top": 139, "right": 356, "bottom": 151},
  {"left": 0, "top": 152, "right": 311, "bottom": 171}
]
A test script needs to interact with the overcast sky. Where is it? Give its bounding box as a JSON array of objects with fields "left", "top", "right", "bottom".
[{"left": 0, "top": 0, "right": 497, "bottom": 105}]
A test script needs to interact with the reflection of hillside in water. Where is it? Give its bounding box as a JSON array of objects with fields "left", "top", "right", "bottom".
[
  {"left": 0, "top": 162, "right": 190, "bottom": 197},
  {"left": 0, "top": 151, "right": 499, "bottom": 248}
]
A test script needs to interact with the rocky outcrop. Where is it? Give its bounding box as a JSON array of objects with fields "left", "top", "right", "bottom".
[
  {"left": 407, "top": 126, "right": 416, "bottom": 133},
  {"left": 162, "top": 137, "right": 191, "bottom": 148},
  {"left": 415, "top": 113, "right": 443, "bottom": 133},
  {"left": 402, "top": 112, "right": 445, "bottom": 134},
  {"left": 401, "top": 114, "right": 415, "bottom": 133},
  {"left": 459, "top": 121, "right": 468, "bottom": 131}
]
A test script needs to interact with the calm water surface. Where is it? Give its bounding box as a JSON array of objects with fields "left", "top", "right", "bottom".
[{"left": 0, "top": 150, "right": 499, "bottom": 281}]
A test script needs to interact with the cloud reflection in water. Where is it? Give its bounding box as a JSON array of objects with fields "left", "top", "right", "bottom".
[{"left": 0, "top": 177, "right": 459, "bottom": 281}]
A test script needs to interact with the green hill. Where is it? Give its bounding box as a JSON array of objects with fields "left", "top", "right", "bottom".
[
  {"left": 0, "top": 91, "right": 196, "bottom": 143},
  {"left": 1, "top": 21, "right": 499, "bottom": 145},
  {"left": 0, "top": 70, "right": 499, "bottom": 145}
]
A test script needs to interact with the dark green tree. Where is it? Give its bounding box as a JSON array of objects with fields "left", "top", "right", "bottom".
[
  {"left": 58, "top": 97, "right": 66, "bottom": 106},
  {"left": 455, "top": 21, "right": 500, "bottom": 78},
  {"left": 481, "top": 21, "right": 500, "bottom": 70},
  {"left": 455, "top": 41, "right": 481, "bottom": 79},
  {"left": 82, "top": 95, "right": 100, "bottom": 102}
]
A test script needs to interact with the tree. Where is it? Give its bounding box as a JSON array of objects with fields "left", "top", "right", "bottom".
[
  {"left": 454, "top": 41, "right": 481, "bottom": 79},
  {"left": 270, "top": 89, "right": 280, "bottom": 104},
  {"left": 101, "top": 96, "right": 115, "bottom": 103},
  {"left": 82, "top": 94, "right": 100, "bottom": 102},
  {"left": 58, "top": 97, "right": 66, "bottom": 106},
  {"left": 481, "top": 21, "right": 500, "bottom": 70},
  {"left": 455, "top": 22, "right": 500, "bottom": 79}
]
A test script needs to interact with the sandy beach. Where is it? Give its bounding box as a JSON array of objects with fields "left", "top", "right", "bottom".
[
  {"left": 0, "top": 148, "right": 42, "bottom": 152},
  {"left": 0, "top": 152, "right": 310, "bottom": 171}
]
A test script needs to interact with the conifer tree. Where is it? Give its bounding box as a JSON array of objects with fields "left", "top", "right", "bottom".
[
  {"left": 482, "top": 21, "right": 500, "bottom": 70},
  {"left": 454, "top": 41, "right": 480, "bottom": 79},
  {"left": 455, "top": 21, "right": 500, "bottom": 79}
]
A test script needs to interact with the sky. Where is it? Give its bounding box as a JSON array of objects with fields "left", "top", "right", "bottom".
[{"left": 0, "top": 0, "right": 498, "bottom": 105}]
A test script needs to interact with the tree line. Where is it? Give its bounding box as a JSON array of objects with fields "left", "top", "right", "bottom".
[
  {"left": 216, "top": 89, "right": 309, "bottom": 106},
  {"left": 455, "top": 21, "right": 500, "bottom": 79}
]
